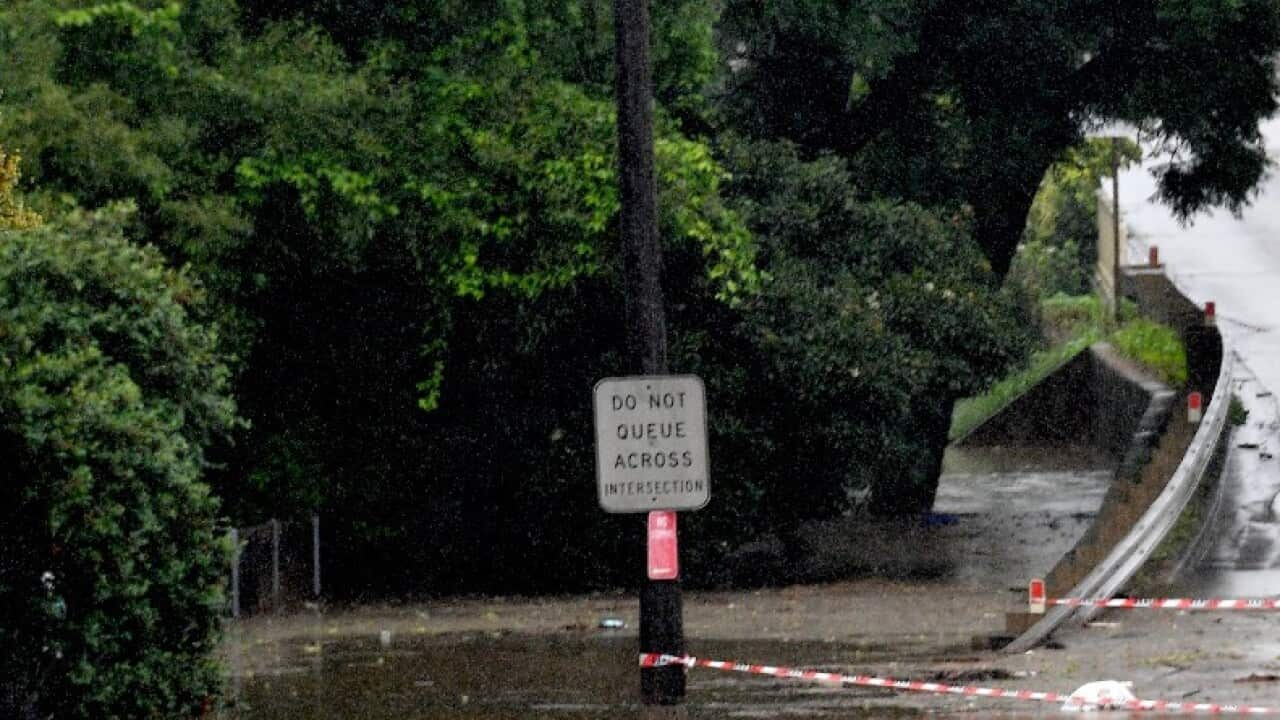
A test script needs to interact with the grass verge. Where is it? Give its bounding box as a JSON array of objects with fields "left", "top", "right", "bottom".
[
  {"left": 949, "top": 329, "right": 1099, "bottom": 441},
  {"left": 949, "top": 294, "right": 1188, "bottom": 441}
]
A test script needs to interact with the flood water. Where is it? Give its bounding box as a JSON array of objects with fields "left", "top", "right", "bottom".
[
  {"left": 217, "top": 625, "right": 1071, "bottom": 719},
  {"left": 219, "top": 627, "right": 938, "bottom": 719},
  {"left": 217, "top": 444, "right": 1117, "bottom": 719}
]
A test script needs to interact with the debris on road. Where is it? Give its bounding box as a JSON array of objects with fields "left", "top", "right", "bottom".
[
  {"left": 1234, "top": 673, "right": 1280, "bottom": 683},
  {"left": 927, "top": 668, "right": 1015, "bottom": 682},
  {"left": 1062, "top": 680, "right": 1136, "bottom": 712}
]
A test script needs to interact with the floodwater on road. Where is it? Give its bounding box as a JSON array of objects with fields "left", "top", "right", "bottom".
[
  {"left": 217, "top": 444, "right": 1118, "bottom": 719},
  {"left": 218, "top": 629, "right": 933, "bottom": 719},
  {"left": 218, "top": 622, "right": 1098, "bottom": 719},
  {"left": 931, "top": 445, "right": 1114, "bottom": 589}
]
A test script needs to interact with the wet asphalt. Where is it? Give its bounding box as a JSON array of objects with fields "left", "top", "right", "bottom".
[{"left": 1118, "top": 118, "right": 1280, "bottom": 593}]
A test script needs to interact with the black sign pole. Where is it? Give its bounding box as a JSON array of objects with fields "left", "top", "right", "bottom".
[{"left": 612, "top": 0, "right": 685, "bottom": 705}]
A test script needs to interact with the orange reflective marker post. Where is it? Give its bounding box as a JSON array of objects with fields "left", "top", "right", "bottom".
[{"left": 1029, "top": 578, "right": 1047, "bottom": 614}]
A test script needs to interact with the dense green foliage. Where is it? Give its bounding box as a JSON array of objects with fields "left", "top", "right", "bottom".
[
  {"left": 0, "top": 0, "right": 1273, "bottom": 645},
  {"left": 1112, "top": 318, "right": 1189, "bottom": 388},
  {"left": 0, "top": 201, "right": 238, "bottom": 719},
  {"left": 1011, "top": 139, "right": 1143, "bottom": 303},
  {"left": 717, "top": 137, "right": 1032, "bottom": 514},
  {"left": 717, "top": 0, "right": 1280, "bottom": 277},
  {"left": 0, "top": 0, "right": 1024, "bottom": 596},
  {"left": 0, "top": 147, "right": 41, "bottom": 229}
]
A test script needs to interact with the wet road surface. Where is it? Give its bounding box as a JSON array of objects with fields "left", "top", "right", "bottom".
[
  {"left": 1118, "top": 117, "right": 1280, "bottom": 595},
  {"left": 1005, "top": 116, "right": 1280, "bottom": 716},
  {"left": 1180, "top": 376, "right": 1280, "bottom": 598},
  {"left": 218, "top": 446, "right": 1118, "bottom": 719}
]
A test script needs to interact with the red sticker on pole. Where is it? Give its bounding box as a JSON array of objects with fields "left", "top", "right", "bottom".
[
  {"left": 647, "top": 511, "right": 679, "bottom": 581},
  {"left": 1148, "top": 246, "right": 1160, "bottom": 266},
  {"left": 1205, "top": 301, "right": 1216, "bottom": 327},
  {"left": 1029, "top": 578, "right": 1047, "bottom": 614}
]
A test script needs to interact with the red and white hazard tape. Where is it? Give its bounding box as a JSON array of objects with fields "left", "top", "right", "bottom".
[
  {"left": 640, "top": 653, "right": 1280, "bottom": 715},
  {"left": 1049, "top": 598, "right": 1280, "bottom": 610},
  {"left": 1028, "top": 579, "right": 1280, "bottom": 613}
]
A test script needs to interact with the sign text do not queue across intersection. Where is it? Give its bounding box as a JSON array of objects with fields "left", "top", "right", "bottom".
[{"left": 593, "top": 375, "right": 709, "bottom": 513}]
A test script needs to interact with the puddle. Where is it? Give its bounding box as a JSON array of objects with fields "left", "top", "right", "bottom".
[
  {"left": 218, "top": 631, "right": 951, "bottom": 719},
  {"left": 940, "top": 444, "right": 1115, "bottom": 475}
]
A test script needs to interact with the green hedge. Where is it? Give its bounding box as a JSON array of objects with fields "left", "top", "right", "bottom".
[{"left": 0, "top": 204, "right": 239, "bottom": 719}]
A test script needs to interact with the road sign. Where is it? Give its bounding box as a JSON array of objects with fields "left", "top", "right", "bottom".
[
  {"left": 594, "top": 375, "right": 709, "bottom": 513},
  {"left": 647, "top": 511, "right": 679, "bottom": 580}
]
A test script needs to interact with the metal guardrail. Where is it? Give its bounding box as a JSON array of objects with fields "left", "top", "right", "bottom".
[{"left": 1005, "top": 344, "right": 1234, "bottom": 652}]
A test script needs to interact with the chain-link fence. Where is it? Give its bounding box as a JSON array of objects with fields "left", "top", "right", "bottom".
[{"left": 228, "top": 516, "right": 320, "bottom": 617}]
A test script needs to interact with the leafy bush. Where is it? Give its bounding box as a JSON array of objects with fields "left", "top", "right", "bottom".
[
  {"left": 716, "top": 136, "right": 1034, "bottom": 516},
  {"left": 0, "top": 147, "right": 41, "bottom": 229},
  {"left": 1111, "top": 318, "right": 1189, "bottom": 388},
  {"left": 0, "top": 202, "right": 239, "bottom": 719},
  {"left": 1008, "top": 139, "right": 1142, "bottom": 303},
  {"left": 1039, "top": 293, "right": 1137, "bottom": 339}
]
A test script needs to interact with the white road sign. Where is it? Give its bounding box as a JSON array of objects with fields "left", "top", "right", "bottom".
[{"left": 593, "top": 375, "right": 709, "bottom": 513}]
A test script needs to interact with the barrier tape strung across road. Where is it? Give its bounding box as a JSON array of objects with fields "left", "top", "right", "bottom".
[
  {"left": 1048, "top": 597, "right": 1280, "bottom": 610},
  {"left": 1027, "top": 580, "right": 1280, "bottom": 612},
  {"left": 640, "top": 653, "right": 1280, "bottom": 715}
]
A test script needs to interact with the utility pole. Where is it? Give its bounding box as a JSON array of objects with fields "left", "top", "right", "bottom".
[
  {"left": 612, "top": 0, "right": 685, "bottom": 705},
  {"left": 1110, "top": 136, "right": 1122, "bottom": 325}
]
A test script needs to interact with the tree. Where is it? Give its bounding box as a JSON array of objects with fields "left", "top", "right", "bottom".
[
  {"left": 717, "top": 0, "right": 1279, "bottom": 513},
  {"left": 0, "top": 197, "right": 239, "bottom": 717},
  {"left": 1011, "top": 138, "right": 1142, "bottom": 303},
  {"left": 714, "top": 136, "right": 1032, "bottom": 516},
  {"left": 0, "top": 0, "right": 1034, "bottom": 583},
  {"left": 0, "top": 0, "right": 766, "bottom": 590},
  {"left": 718, "top": 0, "right": 1280, "bottom": 277}
]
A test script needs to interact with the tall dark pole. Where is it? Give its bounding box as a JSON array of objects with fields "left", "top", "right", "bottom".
[
  {"left": 613, "top": 0, "right": 685, "bottom": 705},
  {"left": 1111, "top": 137, "right": 1122, "bottom": 325}
]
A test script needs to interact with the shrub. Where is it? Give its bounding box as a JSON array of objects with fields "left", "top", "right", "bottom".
[
  {"left": 1111, "top": 318, "right": 1189, "bottom": 388},
  {"left": 1009, "top": 138, "right": 1141, "bottom": 304},
  {"left": 0, "top": 203, "right": 240, "bottom": 719},
  {"left": 1229, "top": 395, "right": 1249, "bottom": 427}
]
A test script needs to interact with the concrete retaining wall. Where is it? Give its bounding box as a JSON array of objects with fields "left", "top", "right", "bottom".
[{"left": 958, "top": 344, "right": 1161, "bottom": 460}]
